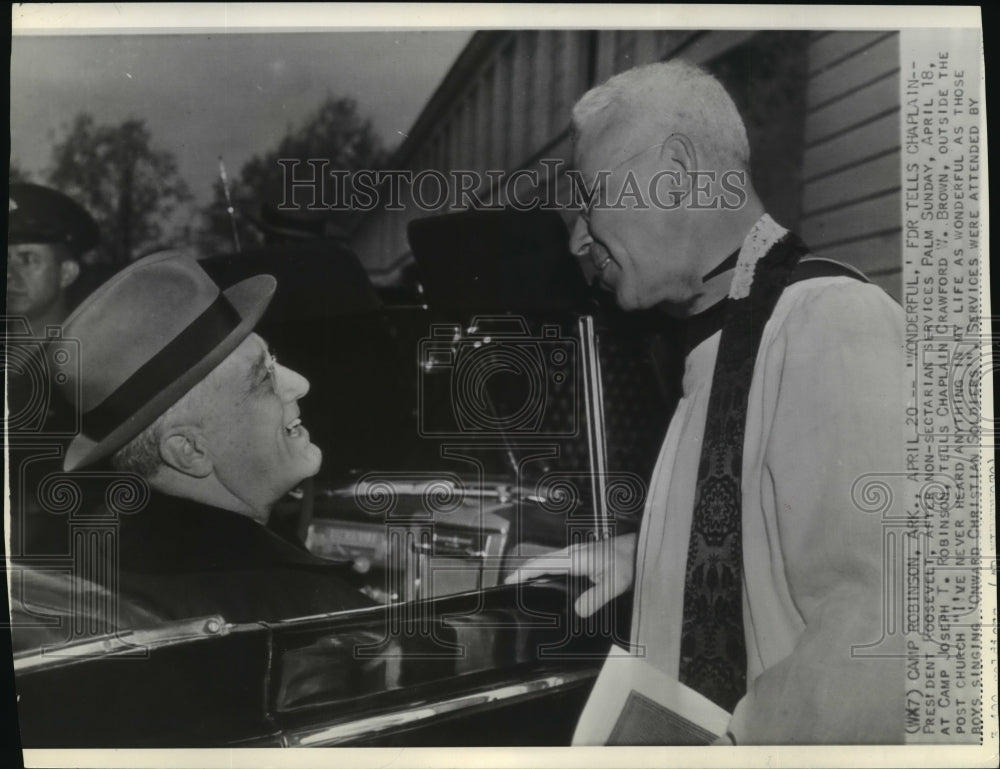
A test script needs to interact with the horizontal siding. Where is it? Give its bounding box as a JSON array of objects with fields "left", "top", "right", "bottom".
[
  {"left": 677, "top": 30, "right": 758, "bottom": 66},
  {"left": 808, "top": 34, "right": 898, "bottom": 109},
  {"left": 805, "top": 72, "right": 899, "bottom": 145},
  {"left": 355, "top": 30, "right": 906, "bottom": 287},
  {"left": 802, "top": 151, "right": 900, "bottom": 215},
  {"left": 802, "top": 111, "right": 899, "bottom": 180},
  {"left": 799, "top": 191, "right": 900, "bottom": 248},
  {"left": 800, "top": 31, "right": 902, "bottom": 300},
  {"left": 660, "top": 31, "right": 699, "bottom": 61},
  {"left": 809, "top": 229, "right": 902, "bottom": 277},
  {"left": 809, "top": 31, "right": 893, "bottom": 75}
]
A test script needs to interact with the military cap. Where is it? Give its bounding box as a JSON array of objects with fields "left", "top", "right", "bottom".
[{"left": 8, "top": 183, "right": 100, "bottom": 254}]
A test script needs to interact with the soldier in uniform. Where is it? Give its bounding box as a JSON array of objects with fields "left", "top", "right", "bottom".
[
  {"left": 7, "top": 182, "right": 99, "bottom": 335},
  {"left": 6, "top": 184, "right": 101, "bottom": 553}
]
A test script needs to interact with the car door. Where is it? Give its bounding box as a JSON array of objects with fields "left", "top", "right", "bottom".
[
  {"left": 257, "top": 578, "right": 617, "bottom": 746},
  {"left": 12, "top": 570, "right": 613, "bottom": 746}
]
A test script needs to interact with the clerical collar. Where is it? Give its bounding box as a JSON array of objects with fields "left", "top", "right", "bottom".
[
  {"left": 677, "top": 295, "right": 729, "bottom": 358},
  {"left": 701, "top": 246, "right": 741, "bottom": 282},
  {"left": 666, "top": 246, "right": 740, "bottom": 357}
]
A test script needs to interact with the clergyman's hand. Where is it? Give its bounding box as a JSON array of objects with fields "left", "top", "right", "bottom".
[{"left": 504, "top": 533, "right": 637, "bottom": 618}]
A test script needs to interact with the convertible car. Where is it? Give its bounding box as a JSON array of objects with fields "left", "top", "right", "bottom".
[{"left": 8, "top": 209, "right": 677, "bottom": 747}]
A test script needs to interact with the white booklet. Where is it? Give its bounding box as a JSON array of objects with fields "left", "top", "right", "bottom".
[{"left": 572, "top": 645, "right": 732, "bottom": 746}]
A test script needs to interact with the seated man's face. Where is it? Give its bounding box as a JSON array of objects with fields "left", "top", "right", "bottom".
[{"left": 198, "top": 332, "right": 323, "bottom": 515}]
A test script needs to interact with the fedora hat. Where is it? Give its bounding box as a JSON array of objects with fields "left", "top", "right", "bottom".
[{"left": 59, "top": 250, "right": 276, "bottom": 471}]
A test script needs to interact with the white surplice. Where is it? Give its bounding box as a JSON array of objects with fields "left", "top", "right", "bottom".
[{"left": 630, "top": 226, "right": 907, "bottom": 743}]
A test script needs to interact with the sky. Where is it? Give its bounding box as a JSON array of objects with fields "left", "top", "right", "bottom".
[{"left": 10, "top": 31, "right": 473, "bottom": 207}]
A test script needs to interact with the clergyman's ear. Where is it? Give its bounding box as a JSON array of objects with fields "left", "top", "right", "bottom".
[
  {"left": 159, "top": 427, "right": 213, "bottom": 478},
  {"left": 660, "top": 133, "right": 698, "bottom": 176},
  {"left": 654, "top": 133, "right": 699, "bottom": 209}
]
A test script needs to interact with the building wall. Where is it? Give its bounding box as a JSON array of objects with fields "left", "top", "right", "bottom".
[
  {"left": 800, "top": 31, "right": 901, "bottom": 298},
  {"left": 353, "top": 30, "right": 902, "bottom": 300}
]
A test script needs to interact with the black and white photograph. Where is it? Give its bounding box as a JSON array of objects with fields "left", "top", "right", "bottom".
[{"left": 4, "top": 4, "right": 992, "bottom": 767}]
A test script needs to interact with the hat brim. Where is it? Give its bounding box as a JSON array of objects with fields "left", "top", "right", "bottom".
[{"left": 63, "top": 274, "right": 277, "bottom": 472}]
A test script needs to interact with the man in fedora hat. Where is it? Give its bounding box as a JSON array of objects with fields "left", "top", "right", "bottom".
[{"left": 56, "top": 250, "right": 370, "bottom": 622}]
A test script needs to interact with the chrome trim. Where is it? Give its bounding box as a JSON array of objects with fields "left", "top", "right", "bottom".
[
  {"left": 284, "top": 668, "right": 597, "bottom": 746},
  {"left": 322, "top": 481, "right": 545, "bottom": 506},
  {"left": 13, "top": 615, "right": 237, "bottom": 673},
  {"left": 579, "top": 315, "right": 611, "bottom": 540}
]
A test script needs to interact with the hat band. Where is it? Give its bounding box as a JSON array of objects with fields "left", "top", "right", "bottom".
[{"left": 81, "top": 294, "right": 243, "bottom": 443}]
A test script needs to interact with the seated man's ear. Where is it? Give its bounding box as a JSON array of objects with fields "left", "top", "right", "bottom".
[
  {"left": 59, "top": 258, "right": 80, "bottom": 289},
  {"left": 159, "top": 427, "right": 213, "bottom": 478}
]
